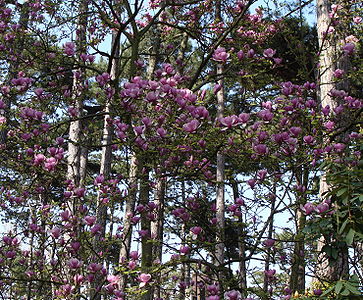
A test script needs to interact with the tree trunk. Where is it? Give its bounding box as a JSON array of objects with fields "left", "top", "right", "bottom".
[
  {"left": 0, "top": 1, "right": 29, "bottom": 143},
  {"left": 315, "top": 0, "right": 349, "bottom": 283},
  {"left": 151, "top": 178, "right": 165, "bottom": 300},
  {"left": 263, "top": 188, "right": 276, "bottom": 299},
  {"left": 90, "top": 19, "right": 120, "bottom": 299},
  {"left": 214, "top": 3, "right": 226, "bottom": 285},
  {"left": 215, "top": 62, "right": 226, "bottom": 285},
  {"left": 176, "top": 32, "right": 189, "bottom": 76},
  {"left": 231, "top": 181, "right": 247, "bottom": 297},
  {"left": 119, "top": 154, "right": 138, "bottom": 292},
  {"left": 146, "top": 25, "right": 161, "bottom": 80},
  {"left": 290, "top": 168, "right": 308, "bottom": 293},
  {"left": 140, "top": 164, "right": 152, "bottom": 300},
  {"left": 67, "top": 0, "right": 88, "bottom": 189}
]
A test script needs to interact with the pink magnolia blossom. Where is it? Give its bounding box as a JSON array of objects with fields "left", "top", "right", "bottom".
[
  {"left": 138, "top": 273, "right": 151, "bottom": 287},
  {"left": 342, "top": 43, "right": 355, "bottom": 55},
  {"left": 301, "top": 202, "right": 315, "bottom": 215},
  {"left": 353, "top": 16, "right": 362, "bottom": 24},
  {"left": 258, "top": 110, "right": 273, "bottom": 122},
  {"left": 254, "top": 144, "right": 268, "bottom": 155},
  {"left": 68, "top": 258, "right": 82, "bottom": 269},
  {"left": 235, "top": 198, "right": 244, "bottom": 206},
  {"left": 316, "top": 202, "right": 329, "bottom": 214},
  {"left": 257, "top": 169, "right": 268, "bottom": 181},
  {"left": 206, "top": 296, "right": 220, "bottom": 300},
  {"left": 265, "top": 269, "right": 276, "bottom": 278},
  {"left": 50, "top": 226, "right": 61, "bottom": 239},
  {"left": 225, "top": 290, "right": 242, "bottom": 300},
  {"left": 237, "top": 50, "right": 244, "bottom": 60},
  {"left": 247, "top": 48, "right": 255, "bottom": 58},
  {"left": 206, "top": 284, "right": 219, "bottom": 295},
  {"left": 183, "top": 119, "right": 199, "bottom": 133},
  {"left": 90, "top": 224, "right": 103, "bottom": 235},
  {"left": 88, "top": 263, "right": 103, "bottom": 273},
  {"left": 289, "top": 127, "right": 302, "bottom": 137},
  {"left": 63, "top": 42, "right": 75, "bottom": 56},
  {"left": 213, "top": 83, "right": 222, "bottom": 94},
  {"left": 263, "top": 48, "right": 276, "bottom": 58},
  {"left": 212, "top": 47, "right": 229, "bottom": 63},
  {"left": 303, "top": 135, "right": 315, "bottom": 145},
  {"left": 247, "top": 178, "right": 256, "bottom": 188},
  {"left": 190, "top": 226, "right": 202, "bottom": 235},
  {"left": 313, "top": 289, "right": 323, "bottom": 296},
  {"left": 179, "top": 245, "right": 190, "bottom": 255},
  {"left": 128, "top": 260, "right": 137, "bottom": 270},
  {"left": 263, "top": 239, "right": 275, "bottom": 248},
  {"left": 219, "top": 115, "right": 239, "bottom": 129},
  {"left": 129, "top": 251, "right": 139, "bottom": 260},
  {"left": 156, "top": 127, "right": 167, "bottom": 138},
  {"left": 333, "top": 69, "right": 344, "bottom": 78},
  {"left": 238, "top": 113, "right": 250, "bottom": 123},
  {"left": 84, "top": 216, "right": 96, "bottom": 226}
]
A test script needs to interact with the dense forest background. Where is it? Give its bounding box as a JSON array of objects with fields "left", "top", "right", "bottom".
[{"left": 0, "top": 0, "right": 362, "bottom": 299}]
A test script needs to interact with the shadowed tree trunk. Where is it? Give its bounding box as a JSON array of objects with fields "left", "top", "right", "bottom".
[
  {"left": 263, "top": 186, "right": 276, "bottom": 299},
  {"left": 290, "top": 168, "right": 309, "bottom": 293},
  {"left": 0, "top": 1, "right": 30, "bottom": 144},
  {"left": 231, "top": 181, "right": 247, "bottom": 297},
  {"left": 140, "top": 163, "right": 152, "bottom": 300},
  {"left": 90, "top": 11, "right": 121, "bottom": 299},
  {"left": 151, "top": 178, "right": 165, "bottom": 299},
  {"left": 119, "top": 154, "right": 138, "bottom": 292}
]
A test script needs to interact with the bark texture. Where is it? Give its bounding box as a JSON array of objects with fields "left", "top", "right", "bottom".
[{"left": 315, "top": 0, "right": 350, "bottom": 283}]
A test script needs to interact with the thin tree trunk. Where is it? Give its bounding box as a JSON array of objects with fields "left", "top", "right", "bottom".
[
  {"left": 179, "top": 182, "right": 189, "bottom": 300},
  {"left": 0, "top": 1, "right": 29, "bottom": 143},
  {"left": 176, "top": 32, "right": 189, "bottom": 76},
  {"left": 214, "top": 3, "right": 226, "bottom": 286},
  {"left": 67, "top": 0, "right": 88, "bottom": 189},
  {"left": 90, "top": 21, "right": 120, "bottom": 300},
  {"left": 215, "top": 62, "right": 225, "bottom": 279},
  {"left": 316, "top": 0, "right": 336, "bottom": 110},
  {"left": 151, "top": 178, "right": 165, "bottom": 300},
  {"left": 146, "top": 25, "right": 161, "bottom": 80},
  {"left": 231, "top": 181, "right": 247, "bottom": 296},
  {"left": 119, "top": 154, "right": 138, "bottom": 292},
  {"left": 290, "top": 168, "right": 308, "bottom": 293},
  {"left": 66, "top": 2, "right": 88, "bottom": 300},
  {"left": 140, "top": 164, "right": 152, "bottom": 300},
  {"left": 263, "top": 187, "right": 276, "bottom": 299}
]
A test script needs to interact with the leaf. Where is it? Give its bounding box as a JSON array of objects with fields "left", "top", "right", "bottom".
[
  {"left": 335, "top": 281, "right": 343, "bottom": 294},
  {"left": 337, "top": 188, "right": 347, "bottom": 197},
  {"left": 345, "top": 282, "right": 361, "bottom": 295},
  {"left": 331, "top": 247, "right": 338, "bottom": 260},
  {"left": 322, "top": 245, "right": 332, "bottom": 257},
  {"left": 338, "top": 218, "right": 349, "bottom": 235},
  {"left": 321, "top": 285, "right": 334, "bottom": 297},
  {"left": 341, "top": 288, "right": 350, "bottom": 296},
  {"left": 346, "top": 228, "right": 355, "bottom": 246}
]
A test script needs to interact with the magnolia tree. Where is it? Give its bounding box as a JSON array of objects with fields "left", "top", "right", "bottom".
[{"left": 0, "top": 0, "right": 362, "bottom": 300}]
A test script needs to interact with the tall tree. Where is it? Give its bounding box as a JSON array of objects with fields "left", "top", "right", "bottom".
[{"left": 315, "top": 0, "right": 350, "bottom": 282}]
